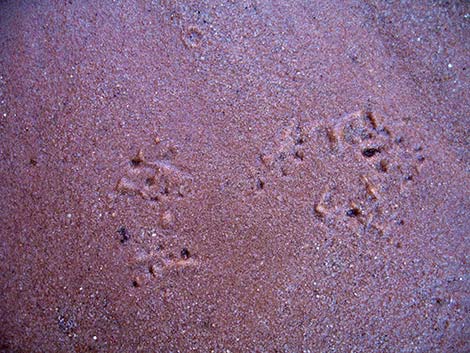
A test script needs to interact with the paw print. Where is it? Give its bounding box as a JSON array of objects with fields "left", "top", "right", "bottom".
[
  {"left": 115, "top": 146, "right": 192, "bottom": 203},
  {"left": 312, "top": 110, "right": 426, "bottom": 238},
  {"left": 259, "top": 118, "right": 308, "bottom": 177}
]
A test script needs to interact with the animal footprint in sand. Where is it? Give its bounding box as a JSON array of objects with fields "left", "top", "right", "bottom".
[
  {"left": 260, "top": 119, "right": 308, "bottom": 176},
  {"left": 115, "top": 148, "right": 193, "bottom": 203}
]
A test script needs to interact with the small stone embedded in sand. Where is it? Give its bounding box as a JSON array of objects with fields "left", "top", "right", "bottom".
[
  {"left": 256, "top": 178, "right": 265, "bottom": 190},
  {"left": 180, "top": 248, "right": 190, "bottom": 260},
  {"left": 118, "top": 226, "right": 130, "bottom": 244},
  {"left": 132, "top": 276, "right": 143, "bottom": 288},
  {"left": 379, "top": 159, "right": 389, "bottom": 172},
  {"left": 346, "top": 207, "right": 361, "bottom": 217},
  {"left": 131, "top": 149, "right": 145, "bottom": 167},
  {"left": 314, "top": 203, "right": 327, "bottom": 217},
  {"left": 294, "top": 149, "right": 305, "bottom": 161},
  {"left": 362, "top": 147, "right": 381, "bottom": 158}
]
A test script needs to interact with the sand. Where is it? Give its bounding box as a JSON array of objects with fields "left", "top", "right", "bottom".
[{"left": 0, "top": 1, "right": 469, "bottom": 352}]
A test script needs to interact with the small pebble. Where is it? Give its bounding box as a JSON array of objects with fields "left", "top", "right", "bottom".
[
  {"left": 181, "top": 248, "right": 190, "bottom": 260},
  {"left": 346, "top": 207, "right": 361, "bottom": 217},
  {"left": 118, "top": 226, "right": 130, "bottom": 243}
]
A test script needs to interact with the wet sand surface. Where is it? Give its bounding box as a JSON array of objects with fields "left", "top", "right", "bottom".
[{"left": 0, "top": 1, "right": 469, "bottom": 352}]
